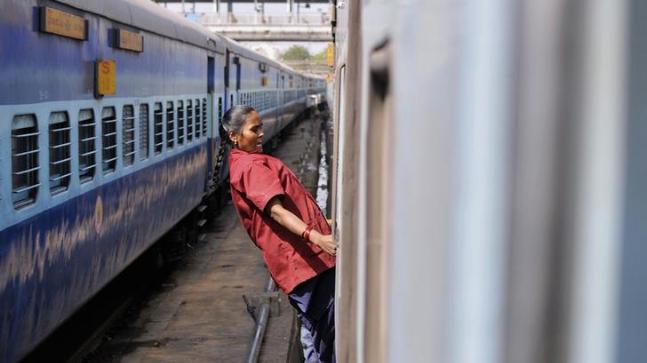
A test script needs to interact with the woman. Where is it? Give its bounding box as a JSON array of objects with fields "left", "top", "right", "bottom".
[{"left": 222, "top": 105, "right": 337, "bottom": 363}]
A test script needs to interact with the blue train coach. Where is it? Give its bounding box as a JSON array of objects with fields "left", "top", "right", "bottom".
[{"left": 0, "top": 0, "right": 326, "bottom": 361}]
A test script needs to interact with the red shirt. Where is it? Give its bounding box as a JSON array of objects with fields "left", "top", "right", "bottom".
[{"left": 228, "top": 148, "right": 336, "bottom": 293}]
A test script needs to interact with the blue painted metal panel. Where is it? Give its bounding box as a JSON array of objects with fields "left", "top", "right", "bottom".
[
  {"left": 0, "top": 145, "right": 207, "bottom": 363},
  {"left": 0, "top": 3, "right": 207, "bottom": 105}
]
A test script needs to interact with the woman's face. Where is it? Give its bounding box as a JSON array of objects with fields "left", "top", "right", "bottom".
[{"left": 232, "top": 111, "right": 264, "bottom": 152}]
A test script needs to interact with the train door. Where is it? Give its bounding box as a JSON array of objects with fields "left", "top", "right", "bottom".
[
  {"left": 234, "top": 56, "right": 241, "bottom": 105},
  {"left": 205, "top": 55, "right": 216, "bottom": 192},
  {"left": 208, "top": 55, "right": 215, "bottom": 137},
  {"left": 224, "top": 50, "right": 231, "bottom": 111}
]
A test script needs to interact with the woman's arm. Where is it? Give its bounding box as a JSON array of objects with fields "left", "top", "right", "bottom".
[{"left": 266, "top": 197, "right": 337, "bottom": 256}]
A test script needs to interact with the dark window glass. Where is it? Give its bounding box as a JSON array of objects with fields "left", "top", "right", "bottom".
[
  {"left": 139, "top": 104, "right": 149, "bottom": 160},
  {"left": 166, "top": 101, "right": 174, "bottom": 149},
  {"left": 177, "top": 100, "right": 185, "bottom": 145},
  {"left": 11, "top": 114, "right": 39, "bottom": 209},
  {"left": 123, "top": 105, "right": 135, "bottom": 166},
  {"left": 48, "top": 112, "right": 71, "bottom": 194},
  {"left": 187, "top": 99, "right": 193, "bottom": 142},
  {"left": 154, "top": 103, "right": 163, "bottom": 154},
  {"left": 78, "top": 109, "right": 96, "bottom": 183},
  {"left": 102, "top": 107, "right": 117, "bottom": 174}
]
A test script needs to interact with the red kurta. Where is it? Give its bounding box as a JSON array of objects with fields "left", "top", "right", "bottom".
[{"left": 228, "top": 148, "right": 336, "bottom": 293}]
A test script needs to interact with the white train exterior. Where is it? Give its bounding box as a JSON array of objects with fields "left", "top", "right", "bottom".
[
  {"left": 0, "top": 1, "right": 324, "bottom": 361},
  {"left": 331, "top": 0, "right": 643, "bottom": 362}
]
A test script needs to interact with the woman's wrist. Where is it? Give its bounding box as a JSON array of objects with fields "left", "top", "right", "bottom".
[{"left": 308, "top": 230, "right": 322, "bottom": 245}]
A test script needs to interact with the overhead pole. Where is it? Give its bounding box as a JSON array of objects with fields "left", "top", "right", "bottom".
[{"left": 287, "top": 0, "right": 294, "bottom": 23}]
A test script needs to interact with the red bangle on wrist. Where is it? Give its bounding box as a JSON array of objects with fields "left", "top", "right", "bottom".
[{"left": 301, "top": 225, "right": 314, "bottom": 241}]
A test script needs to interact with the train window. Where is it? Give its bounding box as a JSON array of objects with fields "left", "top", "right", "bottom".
[
  {"left": 11, "top": 114, "right": 40, "bottom": 209},
  {"left": 139, "top": 104, "right": 149, "bottom": 160},
  {"left": 177, "top": 100, "right": 185, "bottom": 145},
  {"left": 48, "top": 112, "right": 71, "bottom": 195},
  {"left": 203, "top": 98, "right": 208, "bottom": 136},
  {"left": 154, "top": 103, "right": 163, "bottom": 154},
  {"left": 123, "top": 105, "right": 135, "bottom": 166},
  {"left": 166, "top": 101, "right": 175, "bottom": 149},
  {"left": 187, "top": 100, "right": 193, "bottom": 143},
  {"left": 195, "top": 98, "right": 201, "bottom": 139},
  {"left": 102, "top": 107, "right": 117, "bottom": 174},
  {"left": 78, "top": 109, "right": 96, "bottom": 183}
]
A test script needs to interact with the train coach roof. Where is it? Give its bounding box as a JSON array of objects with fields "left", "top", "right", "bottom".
[
  {"left": 53, "top": 0, "right": 320, "bottom": 80},
  {"left": 54, "top": 0, "right": 225, "bottom": 53},
  {"left": 219, "top": 36, "right": 295, "bottom": 73}
]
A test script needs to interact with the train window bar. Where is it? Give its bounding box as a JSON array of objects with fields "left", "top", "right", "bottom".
[
  {"left": 154, "top": 103, "right": 163, "bottom": 154},
  {"left": 203, "top": 98, "right": 208, "bottom": 136},
  {"left": 11, "top": 114, "right": 40, "bottom": 209},
  {"left": 194, "top": 98, "right": 200, "bottom": 139},
  {"left": 122, "top": 105, "right": 136, "bottom": 166},
  {"left": 139, "top": 104, "right": 150, "bottom": 160},
  {"left": 166, "top": 101, "right": 175, "bottom": 149},
  {"left": 102, "top": 107, "right": 117, "bottom": 174},
  {"left": 177, "top": 100, "right": 185, "bottom": 145},
  {"left": 187, "top": 99, "right": 194, "bottom": 143},
  {"left": 78, "top": 109, "right": 96, "bottom": 183}
]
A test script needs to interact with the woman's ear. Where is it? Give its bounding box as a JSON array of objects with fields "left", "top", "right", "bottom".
[{"left": 228, "top": 131, "right": 237, "bottom": 145}]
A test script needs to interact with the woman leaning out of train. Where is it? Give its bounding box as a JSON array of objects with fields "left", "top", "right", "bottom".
[{"left": 222, "top": 105, "right": 337, "bottom": 363}]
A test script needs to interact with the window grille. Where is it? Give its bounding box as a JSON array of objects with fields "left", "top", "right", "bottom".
[
  {"left": 139, "top": 104, "right": 149, "bottom": 160},
  {"left": 203, "top": 98, "right": 208, "bottom": 136},
  {"left": 154, "top": 103, "right": 163, "bottom": 154},
  {"left": 123, "top": 105, "right": 135, "bottom": 166},
  {"left": 78, "top": 109, "right": 96, "bottom": 183},
  {"left": 102, "top": 107, "right": 117, "bottom": 174},
  {"left": 194, "top": 98, "right": 201, "bottom": 139},
  {"left": 166, "top": 101, "right": 174, "bottom": 149},
  {"left": 48, "top": 112, "right": 71, "bottom": 195},
  {"left": 177, "top": 100, "right": 184, "bottom": 145},
  {"left": 187, "top": 99, "right": 193, "bottom": 142},
  {"left": 11, "top": 114, "right": 40, "bottom": 209}
]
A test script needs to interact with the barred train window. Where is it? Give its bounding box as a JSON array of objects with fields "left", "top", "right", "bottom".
[
  {"left": 202, "top": 98, "right": 208, "bottom": 136},
  {"left": 194, "top": 98, "right": 200, "bottom": 139},
  {"left": 123, "top": 105, "right": 135, "bottom": 166},
  {"left": 78, "top": 109, "right": 96, "bottom": 183},
  {"left": 139, "top": 104, "right": 149, "bottom": 160},
  {"left": 11, "top": 114, "right": 39, "bottom": 209},
  {"left": 177, "top": 100, "right": 185, "bottom": 145},
  {"left": 102, "top": 107, "right": 117, "bottom": 174},
  {"left": 187, "top": 99, "right": 193, "bottom": 142},
  {"left": 166, "top": 101, "right": 174, "bottom": 149},
  {"left": 154, "top": 102, "right": 163, "bottom": 154},
  {"left": 48, "top": 112, "right": 71, "bottom": 195}
]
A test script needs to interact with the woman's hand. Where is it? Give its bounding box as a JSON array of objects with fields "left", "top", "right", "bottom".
[{"left": 311, "top": 232, "right": 337, "bottom": 256}]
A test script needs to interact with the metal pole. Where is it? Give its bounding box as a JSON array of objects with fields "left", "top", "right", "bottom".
[
  {"left": 181, "top": 0, "right": 185, "bottom": 15},
  {"left": 246, "top": 278, "right": 277, "bottom": 363},
  {"left": 227, "top": 0, "right": 233, "bottom": 22},
  {"left": 287, "top": 0, "right": 294, "bottom": 23}
]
